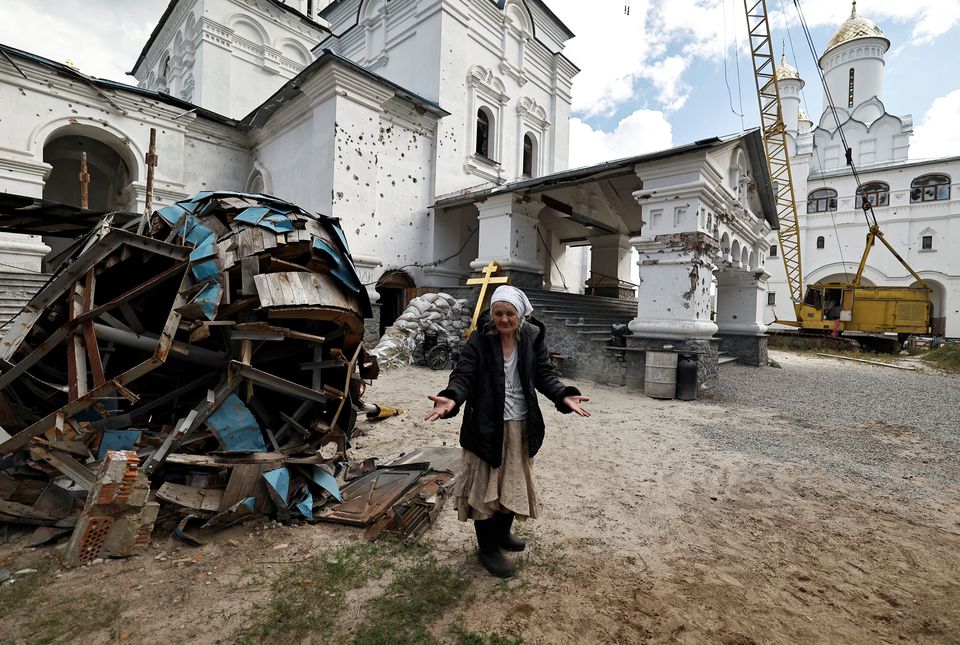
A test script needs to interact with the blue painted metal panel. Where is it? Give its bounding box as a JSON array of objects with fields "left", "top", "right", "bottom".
[
  {"left": 190, "top": 282, "right": 223, "bottom": 320},
  {"left": 262, "top": 467, "right": 290, "bottom": 507},
  {"left": 294, "top": 490, "right": 313, "bottom": 519},
  {"left": 97, "top": 430, "right": 142, "bottom": 460},
  {"left": 157, "top": 204, "right": 188, "bottom": 226},
  {"left": 310, "top": 466, "right": 343, "bottom": 502},
  {"left": 311, "top": 238, "right": 362, "bottom": 294},
  {"left": 235, "top": 207, "right": 271, "bottom": 225},
  {"left": 204, "top": 393, "right": 266, "bottom": 452}
]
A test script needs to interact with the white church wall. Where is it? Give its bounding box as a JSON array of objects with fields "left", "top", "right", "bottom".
[
  {"left": 820, "top": 39, "right": 886, "bottom": 114},
  {"left": 134, "top": 0, "right": 324, "bottom": 119},
  {"left": 321, "top": 0, "right": 575, "bottom": 198},
  {"left": 765, "top": 158, "right": 960, "bottom": 337}
]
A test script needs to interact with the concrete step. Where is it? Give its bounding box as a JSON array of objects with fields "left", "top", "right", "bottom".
[{"left": 718, "top": 354, "right": 739, "bottom": 366}]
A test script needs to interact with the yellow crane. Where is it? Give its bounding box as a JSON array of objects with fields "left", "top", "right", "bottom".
[{"left": 743, "top": 0, "right": 932, "bottom": 343}]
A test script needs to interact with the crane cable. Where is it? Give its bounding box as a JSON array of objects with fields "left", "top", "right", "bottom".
[
  {"left": 792, "top": 0, "right": 877, "bottom": 230},
  {"left": 776, "top": 0, "right": 851, "bottom": 282}
]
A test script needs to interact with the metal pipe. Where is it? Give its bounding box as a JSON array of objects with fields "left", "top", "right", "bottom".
[{"left": 92, "top": 323, "right": 226, "bottom": 368}]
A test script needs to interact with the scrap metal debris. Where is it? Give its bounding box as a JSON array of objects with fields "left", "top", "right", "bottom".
[{"left": 0, "top": 191, "right": 454, "bottom": 565}]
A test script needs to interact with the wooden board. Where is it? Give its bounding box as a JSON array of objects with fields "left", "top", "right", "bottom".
[{"left": 156, "top": 482, "right": 224, "bottom": 513}]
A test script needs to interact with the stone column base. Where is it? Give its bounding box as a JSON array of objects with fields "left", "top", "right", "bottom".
[
  {"left": 590, "top": 284, "right": 637, "bottom": 300},
  {"left": 625, "top": 336, "right": 720, "bottom": 394},
  {"left": 364, "top": 302, "right": 382, "bottom": 347},
  {"left": 717, "top": 334, "right": 768, "bottom": 366}
]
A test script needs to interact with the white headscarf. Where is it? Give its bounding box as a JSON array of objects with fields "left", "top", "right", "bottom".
[{"left": 490, "top": 285, "right": 533, "bottom": 318}]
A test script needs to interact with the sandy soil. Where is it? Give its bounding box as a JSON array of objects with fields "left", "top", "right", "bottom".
[{"left": 1, "top": 351, "right": 958, "bottom": 644}]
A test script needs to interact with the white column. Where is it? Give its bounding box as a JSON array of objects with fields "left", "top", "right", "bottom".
[
  {"left": 470, "top": 194, "right": 542, "bottom": 274},
  {"left": 628, "top": 234, "right": 719, "bottom": 339},
  {"left": 715, "top": 269, "right": 769, "bottom": 336},
  {"left": 588, "top": 232, "right": 632, "bottom": 296}
]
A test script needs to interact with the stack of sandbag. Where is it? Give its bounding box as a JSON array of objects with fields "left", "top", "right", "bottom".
[{"left": 371, "top": 292, "right": 472, "bottom": 368}]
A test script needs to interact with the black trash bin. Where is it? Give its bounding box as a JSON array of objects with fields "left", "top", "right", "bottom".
[{"left": 676, "top": 354, "right": 698, "bottom": 401}]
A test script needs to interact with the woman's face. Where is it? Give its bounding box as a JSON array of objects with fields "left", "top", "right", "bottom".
[{"left": 492, "top": 301, "right": 520, "bottom": 336}]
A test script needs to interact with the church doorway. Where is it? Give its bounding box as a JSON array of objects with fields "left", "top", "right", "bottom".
[
  {"left": 41, "top": 130, "right": 136, "bottom": 270},
  {"left": 912, "top": 278, "right": 946, "bottom": 335},
  {"left": 376, "top": 269, "right": 416, "bottom": 336},
  {"left": 43, "top": 134, "right": 134, "bottom": 211}
]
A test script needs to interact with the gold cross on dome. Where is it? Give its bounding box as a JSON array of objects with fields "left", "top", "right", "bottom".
[{"left": 464, "top": 260, "right": 511, "bottom": 337}]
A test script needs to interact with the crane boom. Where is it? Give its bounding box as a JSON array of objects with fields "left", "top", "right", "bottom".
[{"left": 744, "top": 0, "right": 803, "bottom": 311}]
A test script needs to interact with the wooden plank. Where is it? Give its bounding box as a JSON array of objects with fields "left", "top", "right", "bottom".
[
  {"left": 156, "top": 482, "right": 223, "bottom": 513},
  {"left": 331, "top": 343, "right": 362, "bottom": 434},
  {"left": 67, "top": 283, "right": 87, "bottom": 400},
  {"left": 165, "top": 452, "right": 285, "bottom": 467},
  {"left": 29, "top": 446, "right": 94, "bottom": 490},
  {"left": 241, "top": 256, "right": 260, "bottom": 297},
  {"left": 82, "top": 270, "right": 106, "bottom": 387},
  {"left": 219, "top": 463, "right": 272, "bottom": 513}
]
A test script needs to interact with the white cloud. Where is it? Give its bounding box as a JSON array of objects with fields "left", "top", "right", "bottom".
[
  {"left": 568, "top": 109, "right": 673, "bottom": 169},
  {"left": 910, "top": 88, "right": 960, "bottom": 160},
  {"left": 547, "top": 0, "right": 960, "bottom": 121},
  {"left": 0, "top": 1, "right": 166, "bottom": 82}
]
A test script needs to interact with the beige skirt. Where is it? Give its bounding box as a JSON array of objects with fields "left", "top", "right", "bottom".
[{"left": 455, "top": 419, "right": 540, "bottom": 521}]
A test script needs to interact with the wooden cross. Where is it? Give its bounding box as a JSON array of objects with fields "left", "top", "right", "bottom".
[
  {"left": 78, "top": 152, "right": 89, "bottom": 209},
  {"left": 464, "top": 260, "right": 510, "bottom": 337}
]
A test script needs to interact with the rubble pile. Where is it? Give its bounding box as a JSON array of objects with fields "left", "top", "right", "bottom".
[
  {"left": 0, "top": 191, "right": 416, "bottom": 564},
  {"left": 370, "top": 292, "right": 471, "bottom": 368}
]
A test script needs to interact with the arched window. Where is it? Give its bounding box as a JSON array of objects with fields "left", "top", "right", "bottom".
[
  {"left": 855, "top": 182, "right": 889, "bottom": 209},
  {"left": 158, "top": 54, "right": 171, "bottom": 93},
  {"left": 522, "top": 133, "right": 534, "bottom": 177},
  {"left": 816, "top": 236, "right": 825, "bottom": 249},
  {"left": 807, "top": 188, "right": 837, "bottom": 213},
  {"left": 910, "top": 174, "right": 950, "bottom": 203},
  {"left": 475, "top": 109, "right": 492, "bottom": 159}
]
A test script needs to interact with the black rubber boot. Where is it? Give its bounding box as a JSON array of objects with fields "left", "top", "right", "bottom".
[
  {"left": 497, "top": 512, "right": 526, "bottom": 552},
  {"left": 474, "top": 518, "right": 514, "bottom": 578}
]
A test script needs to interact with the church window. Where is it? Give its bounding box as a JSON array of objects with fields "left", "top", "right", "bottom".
[
  {"left": 476, "top": 109, "right": 492, "bottom": 159},
  {"left": 855, "top": 182, "right": 889, "bottom": 209},
  {"left": 767, "top": 292, "right": 776, "bottom": 306},
  {"left": 807, "top": 188, "right": 837, "bottom": 213},
  {"left": 769, "top": 244, "right": 778, "bottom": 258},
  {"left": 910, "top": 174, "right": 950, "bottom": 203},
  {"left": 522, "top": 134, "right": 534, "bottom": 177},
  {"left": 847, "top": 68, "right": 855, "bottom": 108},
  {"left": 816, "top": 236, "right": 825, "bottom": 249},
  {"left": 158, "top": 54, "right": 171, "bottom": 93},
  {"left": 921, "top": 235, "right": 933, "bottom": 250}
]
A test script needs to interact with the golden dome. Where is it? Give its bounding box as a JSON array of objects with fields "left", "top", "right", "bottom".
[
  {"left": 776, "top": 54, "right": 800, "bottom": 82},
  {"left": 824, "top": 2, "right": 888, "bottom": 53}
]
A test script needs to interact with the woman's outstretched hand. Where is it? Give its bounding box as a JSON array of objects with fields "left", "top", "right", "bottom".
[
  {"left": 425, "top": 395, "right": 455, "bottom": 421},
  {"left": 563, "top": 395, "right": 591, "bottom": 417}
]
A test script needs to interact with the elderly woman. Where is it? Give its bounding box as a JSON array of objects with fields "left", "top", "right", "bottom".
[{"left": 425, "top": 285, "right": 590, "bottom": 578}]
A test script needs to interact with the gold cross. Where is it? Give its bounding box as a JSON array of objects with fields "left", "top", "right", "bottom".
[{"left": 464, "top": 260, "right": 511, "bottom": 337}]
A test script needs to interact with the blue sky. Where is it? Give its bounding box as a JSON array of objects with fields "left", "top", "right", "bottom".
[{"left": 2, "top": 0, "right": 958, "bottom": 168}]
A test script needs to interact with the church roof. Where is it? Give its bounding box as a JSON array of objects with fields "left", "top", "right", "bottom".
[
  {"left": 433, "top": 129, "right": 779, "bottom": 230},
  {"left": 776, "top": 54, "right": 800, "bottom": 82},
  {"left": 130, "top": 0, "right": 330, "bottom": 76},
  {"left": 0, "top": 42, "right": 237, "bottom": 126},
  {"left": 823, "top": 2, "right": 888, "bottom": 55}
]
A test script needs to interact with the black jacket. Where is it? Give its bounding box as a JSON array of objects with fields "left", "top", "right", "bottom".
[{"left": 436, "top": 316, "right": 580, "bottom": 467}]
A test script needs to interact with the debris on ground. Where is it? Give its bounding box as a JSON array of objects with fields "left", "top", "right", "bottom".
[{"left": 0, "top": 191, "right": 454, "bottom": 565}]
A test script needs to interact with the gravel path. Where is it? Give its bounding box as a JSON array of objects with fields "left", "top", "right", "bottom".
[{"left": 697, "top": 349, "right": 960, "bottom": 500}]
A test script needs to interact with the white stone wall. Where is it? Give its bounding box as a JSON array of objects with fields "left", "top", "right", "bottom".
[
  {"left": 0, "top": 54, "right": 251, "bottom": 211},
  {"left": 252, "top": 59, "right": 441, "bottom": 298},
  {"left": 133, "top": 0, "right": 325, "bottom": 118},
  {"left": 320, "top": 0, "right": 576, "bottom": 196},
  {"left": 820, "top": 38, "right": 886, "bottom": 114},
  {"left": 764, "top": 158, "right": 960, "bottom": 337}
]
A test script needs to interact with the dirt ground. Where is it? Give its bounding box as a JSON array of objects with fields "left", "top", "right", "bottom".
[{"left": 1, "top": 350, "right": 959, "bottom": 644}]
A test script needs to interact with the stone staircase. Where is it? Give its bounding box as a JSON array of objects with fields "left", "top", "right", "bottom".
[
  {"left": 0, "top": 271, "right": 51, "bottom": 332},
  {"left": 524, "top": 288, "right": 637, "bottom": 370}
]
